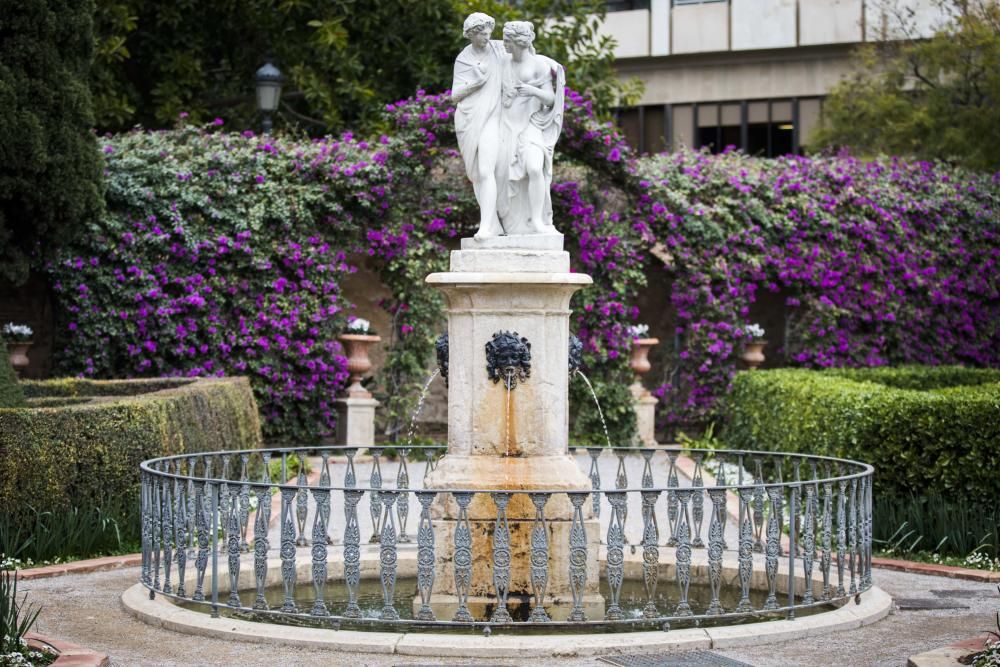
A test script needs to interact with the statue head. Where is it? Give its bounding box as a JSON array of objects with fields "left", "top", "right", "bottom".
[
  {"left": 463, "top": 12, "right": 495, "bottom": 47},
  {"left": 503, "top": 21, "right": 536, "bottom": 54}
]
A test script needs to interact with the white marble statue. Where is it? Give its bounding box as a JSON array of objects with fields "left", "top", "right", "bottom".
[
  {"left": 497, "top": 21, "right": 565, "bottom": 236},
  {"left": 452, "top": 16, "right": 565, "bottom": 239},
  {"left": 452, "top": 13, "right": 507, "bottom": 239}
]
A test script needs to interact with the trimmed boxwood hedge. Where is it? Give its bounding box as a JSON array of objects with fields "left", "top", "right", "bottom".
[
  {"left": 0, "top": 376, "right": 262, "bottom": 516},
  {"left": 0, "top": 345, "right": 25, "bottom": 409},
  {"left": 722, "top": 366, "right": 1000, "bottom": 503}
]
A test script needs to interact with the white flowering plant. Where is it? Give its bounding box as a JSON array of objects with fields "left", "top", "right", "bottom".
[
  {"left": 1, "top": 324, "right": 32, "bottom": 343},
  {"left": 744, "top": 323, "right": 765, "bottom": 340},
  {"left": 627, "top": 323, "right": 650, "bottom": 339},
  {"left": 345, "top": 318, "right": 374, "bottom": 335}
]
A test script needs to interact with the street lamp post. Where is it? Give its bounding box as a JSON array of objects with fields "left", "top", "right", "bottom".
[{"left": 255, "top": 59, "right": 283, "bottom": 135}]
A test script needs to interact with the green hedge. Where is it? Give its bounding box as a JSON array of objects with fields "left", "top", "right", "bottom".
[
  {"left": 0, "top": 346, "right": 25, "bottom": 409},
  {"left": 722, "top": 367, "right": 1000, "bottom": 503},
  {"left": 820, "top": 365, "right": 1000, "bottom": 391},
  {"left": 0, "top": 376, "right": 262, "bottom": 516}
]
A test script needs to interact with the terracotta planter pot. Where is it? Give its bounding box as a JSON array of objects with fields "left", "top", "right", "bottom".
[
  {"left": 741, "top": 340, "right": 767, "bottom": 370},
  {"left": 6, "top": 341, "right": 32, "bottom": 378},
  {"left": 338, "top": 333, "right": 381, "bottom": 396},
  {"left": 629, "top": 337, "right": 659, "bottom": 379}
]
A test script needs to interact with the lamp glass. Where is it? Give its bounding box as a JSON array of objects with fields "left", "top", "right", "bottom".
[{"left": 256, "top": 81, "right": 282, "bottom": 113}]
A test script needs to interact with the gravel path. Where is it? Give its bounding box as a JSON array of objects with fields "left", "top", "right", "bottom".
[{"left": 21, "top": 566, "right": 996, "bottom": 666}]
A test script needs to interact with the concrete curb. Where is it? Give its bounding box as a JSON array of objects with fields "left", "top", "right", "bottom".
[
  {"left": 25, "top": 631, "right": 110, "bottom": 667},
  {"left": 18, "top": 555, "right": 142, "bottom": 581},
  {"left": 872, "top": 557, "right": 1000, "bottom": 583},
  {"left": 907, "top": 634, "right": 992, "bottom": 666},
  {"left": 121, "top": 580, "right": 893, "bottom": 658}
]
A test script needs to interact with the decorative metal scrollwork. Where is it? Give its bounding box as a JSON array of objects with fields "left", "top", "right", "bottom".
[
  {"left": 378, "top": 492, "right": 400, "bottom": 620},
  {"left": 452, "top": 492, "right": 474, "bottom": 622},
  {"left": 706, "top": 488, "right": 726, "bottom": 615},
  {"left": 764, "top": 486, "right": 783, "bottom": 610},
  {"left": 567, "top": 492, "right": 589, "bottom": 622},
  {"left": 490, "top": 492, "right": 513, "bottom": 624},
  {"left": 486, "top": 331, "right": 531, "bottom": 389},
  {"left": 343, "top": 489, "right": 364, "bottom": 618},
  {"left": 528, "top": 493, "right": 552, "bottom": 622},
  {"left": 227, "top": 492, "right": 242, "bottom": 607},
  {"left": 674, "top": 490, "right": 693, "bottom": 616},
  {"left": 252, "top": 453, "right": 271, "bottom": 611},
  {"left": 605, "top": 492, "right": 627, "bottom": 621},
  {"left": 641, "top": 490, "right": 661, "bottom": 619},
  {"left": 415, "top": 492, "right": 437, "bottom": 621},
  {"left": 435, "top": 333, "right": 449, "bottom": 386},
  {"left": 736, "top": 488, "right": 754, "bottom": 613}
]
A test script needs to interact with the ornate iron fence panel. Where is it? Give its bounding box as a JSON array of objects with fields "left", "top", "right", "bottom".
[{"left": 139, "top": 445, "right": 874, "bottom": 631}]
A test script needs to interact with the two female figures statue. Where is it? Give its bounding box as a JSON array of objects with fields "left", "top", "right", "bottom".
[{"left": 452, "top": 13, "right": 566, "bottom": 240}]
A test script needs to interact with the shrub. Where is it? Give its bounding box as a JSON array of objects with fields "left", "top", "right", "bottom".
[
  {"left": 0, "top": 569, "right": 49, "bottom": 665},
  {"left": 0, "top": 0, "right": 104, "bottom": 286},
  {"left": 821, "top": 365, "right": 1000, "bottom": 391},
  {"left": 0, "top": 503, "right": 137, "bottom": 565},
  {"left": 0, "top": 377, "right": 261, "bottom": 519},
  {"left": 874, "top": 493, "right": 999, "bottom": 559},
  {"left": 637, "top": 151, "right": 1000, "bottom": 425},
  {"left": 48, "top": 126, "right": 366, "bottom": 441},
  {"left": 722, "top": 367, "right": 1000, "bottom": 503},
  {"left": 0, "top": 346, "right": 24, "bottom": 409}
]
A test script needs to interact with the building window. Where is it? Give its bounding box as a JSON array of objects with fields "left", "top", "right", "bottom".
[
  {"left": 607, "top": 0, "right": 650, "bottom": 10},
  {"left": 672, "top": 0, "right": 726, "bottom": 6},
  {"left": 615, "top": 97, "right": 816, "bottom": 158}
]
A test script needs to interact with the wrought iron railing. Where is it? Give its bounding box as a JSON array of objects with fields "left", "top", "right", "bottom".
[{"left": 138, "top": 445, "right": 874, "bottom": 630}]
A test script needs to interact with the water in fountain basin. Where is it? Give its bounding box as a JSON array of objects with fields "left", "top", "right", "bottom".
[
  {"left": 574, "top": 369, "right": 611, "bottom": 448},
  {"left": 179, "top": 576, "right": 833, "bottom": 634}
]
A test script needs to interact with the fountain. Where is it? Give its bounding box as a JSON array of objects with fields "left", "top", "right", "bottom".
[{"left": 123, "top": 13, "right": 890, "bottom": 660}]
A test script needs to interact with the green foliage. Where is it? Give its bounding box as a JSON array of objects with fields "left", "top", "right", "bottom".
[
  {"left": 0, "top": 377, "right": 262, "bottom": 519},
  {"left": 0, "top": 503, "right": 137, "bottom": 564},
  {"left": 267, "top": 453, "right": 312, "bottom": 484},
  {"left": 0, "top": 346, "right": 25, "bottom": 409},
  {"left": 0, "top": 570, "right": 42, "bottom": 659},
  {"left": 92, "top": 0, "right": 461, "bottom": 131},
  {"left": 822, "top": 365, "right": 1000, "bottom": 391},
  {"left": 722, "top": 367, "right": 1000, "bottom": 504},
  {"left": 813, "top": 0, "right": 1000, "bottom": 170},
  {"left": 874, "top": 493, "right": 999, "bottom": 560},
  {"left": 454, "top": 0, "right": 644, "bottom": 116},
  {"left": 570, "top": 370, "right": 637, "bottom": 446},
  {"left": 0, "top": 0, "right": 105, "bottom": 285},
  {"left": 20, "top": 376, "right": 195, "bottom": 398},
  {"left": 90, "top": 0, "right": 640, "bottom": 132}
]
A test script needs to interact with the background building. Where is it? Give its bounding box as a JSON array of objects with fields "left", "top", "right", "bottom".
[{"left": 601, "top": 0, "right": 945, "bottom": 155}]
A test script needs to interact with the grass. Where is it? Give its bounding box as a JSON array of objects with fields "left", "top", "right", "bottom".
[
  {"left": 873, "top": 493, "right": 999, "bottom": 564},
  {"left": 0, "top": 503, "right": 139, "bottom": 566}
]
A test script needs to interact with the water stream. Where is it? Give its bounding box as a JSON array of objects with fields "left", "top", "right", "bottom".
[
  {"left": 405, "top": 369, "right": 440, "bottom": 446},
  {"left": 573, "top": 369, "right": 611, "bottom": 448}
]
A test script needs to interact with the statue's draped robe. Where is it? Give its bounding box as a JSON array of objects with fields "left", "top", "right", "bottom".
[
  {"left": 497, "top": 55, "right": 565, "bottom": 235},
  {"left": 453, "top": 41, "right": 506, "bottom": 221}
]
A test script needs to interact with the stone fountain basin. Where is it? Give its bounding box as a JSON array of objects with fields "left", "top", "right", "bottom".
[{"left": 121, "top": 546, "right": 892, "bottom": 659}]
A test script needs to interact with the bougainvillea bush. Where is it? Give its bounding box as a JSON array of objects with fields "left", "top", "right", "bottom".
[
  {"left": 47, "top": 88, "right": 1000, "bottom": 442},
  {"left": 634, "top": 151, "right": 1000, "bottom": 423},
  {"left": 48, "top": 126, "right": 380, "bottom": 441}
]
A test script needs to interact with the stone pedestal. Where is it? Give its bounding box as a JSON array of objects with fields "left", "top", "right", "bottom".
[
  {"left": 334, "top": 395, "right": 378, "bottom": 447},
  {"left": 631, "top": 383, "right": 659, "bottom": 447},
  {"left": 424, "top": 237, "right": 599, "bottom": 603}
]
